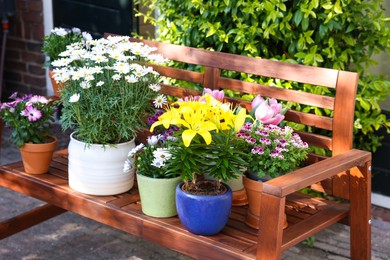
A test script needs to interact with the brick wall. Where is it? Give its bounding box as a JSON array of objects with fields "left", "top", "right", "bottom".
[{"left": 1, "top": 0, "right": 46, "bottom": 99}]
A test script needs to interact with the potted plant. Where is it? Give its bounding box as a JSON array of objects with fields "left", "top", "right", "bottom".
[
  {"left": 236, "top": 95, "right": 309, "bottom": 229},
  {"left": 51, "top": 35, "right": 167, "bottom": 196},
  {"left": 41, "top": 27, "right": 92, "bottom": 96},
  {"left": 125, "top": 133, "right": 181, "bottom": 218},
  {"left": 150, "top": 91, "right": 249, "bottom": 235},
  {"left": 0, "top": 92, "right": 58, "bottom": 174}
]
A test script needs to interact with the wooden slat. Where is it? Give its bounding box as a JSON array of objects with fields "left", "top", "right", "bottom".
[
  {"left": 0, "top": 204, "right": 66, "bottom": 239},
  {"left": 257, "top": 193, "right": 285, "bottom": 259},
  {"left": 295, "top": 131, "right": 333, "bottom": 150},
  {"left": 332, "top": 70, "right": 359, "bottom": 199},
  {"left": 281, "top": 201, "right": 349, "bottom": 250},
  {"left": 128, "top": 37, "right": 340, "bottom": 88},
  {"left": 284, "top": 111, "right": 333, "bottom": 131},
  {"left": 263, "top": 149, "right": 372, "bottom": 197},
  {"left": 219, "top": 77, "right": 335, "bottom": 109},
  {"left": 159, "top": 84, "right": 201, "bottom": 98},
  {"left": 153, "top": 65, "right": 204, "bottom": 84},
  {"left": 349, "top": 162, "right": 372, "bottom": 260}
]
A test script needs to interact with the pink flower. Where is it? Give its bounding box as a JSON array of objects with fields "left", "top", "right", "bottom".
[
  {"left": 251, "top": 95, "right": 285, "bottom": 125},
  {"left": 21, "top": 105, "right": 42, "bottom": 122},
  {"left": 203, "top": 88, "right": 224, "bottom": 101},
  {"left": 251, "top": 95, "right": 265, "bottom": 110},
  {"left": 30, "top": 95, "right": 49, "bottom": 104}
]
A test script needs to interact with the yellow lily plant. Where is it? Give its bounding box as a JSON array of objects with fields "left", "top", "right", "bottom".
[
  {"left": 150, "top": 94, "right": 247, "bottom": 147},
  {"left": 150, "top": 93, "right": 249, "bottom": 193}
]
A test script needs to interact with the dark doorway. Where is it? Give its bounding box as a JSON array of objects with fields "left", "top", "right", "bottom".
[
  {"left": 372, "top": 110, "right": 390, "bottom": 197},
  {"left": 53, "top": 0, "right": 138, "bottom": 38}
]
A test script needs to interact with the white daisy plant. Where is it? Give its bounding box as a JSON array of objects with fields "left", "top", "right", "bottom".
[
  {"left": 124, "top": 134, "right": 178, "bottom": 179},
  {"left": 52, "top": 35, "right": 169, "bottom": 145}
]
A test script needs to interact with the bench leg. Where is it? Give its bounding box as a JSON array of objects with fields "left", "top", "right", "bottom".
[
  {"left": 0, "top": 203, "right": 67, "bottom": 239},
  {"left": 349, "top": 162, "right": 371, "bottom": 260},
  {"left": 257, "top": 193, "right": 285, "bottom": 259}
]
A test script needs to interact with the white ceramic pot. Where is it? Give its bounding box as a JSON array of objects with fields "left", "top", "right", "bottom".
[{"left": 68, "top": 132, "right": 135, "bottom": 196}]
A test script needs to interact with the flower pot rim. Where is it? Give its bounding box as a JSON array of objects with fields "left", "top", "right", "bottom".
[
  {"left": 20, "top": 135, "right": 58, "bottom": 150},
  {"left": 136, "top": 173, "right": 181, "bottom": 181},
  {"left": 178, "top": 181, "right": 232, "bottom": 197},
  {"left": 70, "top": 132, "right": 135, "bottom": 147}
]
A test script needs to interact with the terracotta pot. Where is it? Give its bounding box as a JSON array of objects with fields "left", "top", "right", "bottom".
[
  {"left": 48, "top": 69, "right": 63, "bottom": 97},
  {"left": 19, "top": 136, "right": 58, "bottom": 174},
  {"left": 243, "top": 176, "right": 288, "bottom": 229}
]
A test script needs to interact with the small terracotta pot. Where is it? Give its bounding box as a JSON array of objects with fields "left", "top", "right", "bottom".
[
  {"left": 19, "top": 136, "right": 58, "bottom": 174},
  {"left": 243, "top": 176, "right": 288, "bottom": 229}
]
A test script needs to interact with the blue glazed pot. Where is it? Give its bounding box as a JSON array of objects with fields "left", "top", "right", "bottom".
[{"left": 176, "top": 181, "right": 232, "bottom": 236}]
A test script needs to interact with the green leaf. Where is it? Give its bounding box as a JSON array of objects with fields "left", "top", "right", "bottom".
[
  {"left": 359, "top": 99, "right": 371, "bottom": 111},
  {"left": 301, "top": 17, "right": 309, "bottom": 31},
  {"left": 293, "top": 10, "right": 303, "bottom": 26},
  {"left": 334, "top": 1, "right": 343, "bottom": 14},
  {"left": 322, "top": 3, "right": 333, "bottom": 10}
]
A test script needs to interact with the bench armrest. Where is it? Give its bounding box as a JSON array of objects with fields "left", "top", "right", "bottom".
[{"left": 262, "top": 149, "right": 371, "bottom": 197}]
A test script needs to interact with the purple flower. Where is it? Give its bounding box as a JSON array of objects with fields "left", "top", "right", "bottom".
[
  {"left": 30, "top": 95, "right": 49, "bottom": 104},
  {"left": 259, "top": 138, "right": 271, "bottom": 145},
  {"left": 242, "top": 122, "right": 252, "bottom": 131},
  {"left": 9, "top": 92, "right": 18, "bottom": 99},
  {"left": 270, "top": 150, "right": 284, "bottom": 159},
  {"left": 21, "top": 105, "right": 42, "bottom": 121},
  {"left": 245, "top": 137, "right": 256, "bottom": 144},
  {"left": 251, "top": 146, "right": 264, "bottom": 155}
]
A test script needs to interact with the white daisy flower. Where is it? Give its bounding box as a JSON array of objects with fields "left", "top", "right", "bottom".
[
  {"left": 96, "top": 81, "right": 104, "bottom": 87},
  {"left": 112, "top": 74, "right": 121, "bottom": 80},
  {"left": 153, "top": 148, "right": 172, "bottom": 162},
  {"left": 125, "top": 75, "right": 138, "bottom": 83},
  {"left": 151, "top": 158, "right": 165, "bottom": 168},
  {"left": 127, "top": 143, "right": 145, "bottom": 157},
  {"left": 52, "top": 27, "right": 68, "bottom": 36},
  {"left": 147, "top": 135, "right": 161, "bottom": 146},
  {"left": 80, "top": 81, "right": 91, "bottom": 89},
  {"left": 153, "top": 94, "right": 167, "bottom": 108},
  {"left": 69, "top": 93, "right": 80, "bottom": 103},
  {"left": 149, "top": 83, "right": 161, "bottom": 92},
  {"left": 123, "top": 159, "right": 133, "bottom": 173}
]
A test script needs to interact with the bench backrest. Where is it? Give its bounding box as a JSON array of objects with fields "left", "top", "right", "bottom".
[{"left": 119, "top": 36, "right": 359, "bottom": 199}]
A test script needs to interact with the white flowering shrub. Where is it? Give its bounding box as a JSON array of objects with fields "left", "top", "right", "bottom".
[{"left": 52, "top": 36, "right": 168, "bottom": 145}]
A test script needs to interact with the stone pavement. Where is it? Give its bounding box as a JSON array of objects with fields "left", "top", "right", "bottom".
[{"left": 1, "top": 124, "right": 390, "bottom": 259}]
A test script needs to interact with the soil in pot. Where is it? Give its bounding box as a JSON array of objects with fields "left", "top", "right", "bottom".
[{"left": 181, "top": 180, "right": 227, "bottom": 195}]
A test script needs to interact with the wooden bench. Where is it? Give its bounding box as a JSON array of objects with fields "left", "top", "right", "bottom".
[{"left": 0, "top": 37, "right": 372, "bottom": 259}]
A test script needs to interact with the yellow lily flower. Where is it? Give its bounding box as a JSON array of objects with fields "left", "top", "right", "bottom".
[
  {"left": 150, "top": 93, "right": 244, "bottom": 147},
  {"left": 234, "top": 107, "right": 247, "bottom": 133},
  {"left": 150, "top": 105, "right": 182, "bottom": 132},
  {"left": 179, "top": 102, "right": 217, "bottom": 147}
]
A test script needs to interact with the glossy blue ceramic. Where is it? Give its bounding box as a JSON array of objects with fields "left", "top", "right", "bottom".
[{"left": 176, "top": 182, "right": 232, "bottom": 236}]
